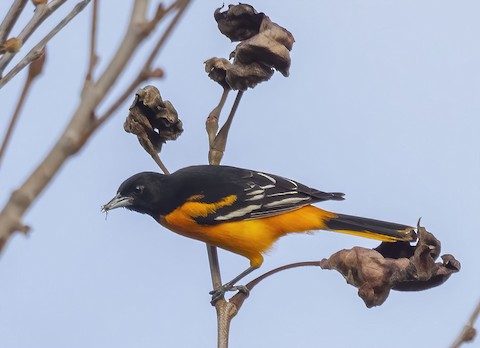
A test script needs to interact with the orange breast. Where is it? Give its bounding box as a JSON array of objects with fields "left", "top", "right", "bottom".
[{"left": 160, "top": 203, "right": 336, "bottom": 267}]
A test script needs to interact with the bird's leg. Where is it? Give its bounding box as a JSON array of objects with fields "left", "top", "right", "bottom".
[{"left": 210, "top": 266, "right": 258, "bottom": 304}]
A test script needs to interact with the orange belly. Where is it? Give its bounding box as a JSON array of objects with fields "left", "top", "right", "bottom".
[{"left": 160, "top": 204, "right": 336, "bottom": 267}]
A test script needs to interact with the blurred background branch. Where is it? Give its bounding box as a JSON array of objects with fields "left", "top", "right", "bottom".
[
  {"left": 0, "top": 0, "right": 28, "bottom": 44},
  {"left": 0, "top": 0, "right": 90, "bottom": 89},
  {"left": 451, "top": 299, "right": 480, "bottom": 348},
  {"left": 0, "top": 48, "right": 45, "bottom": 169},
  {"left": 0, "top": 0, "right": 189, "bottom": 252},
  {"left": 0, "top": 0, "right": 68, "bottom": 75}
]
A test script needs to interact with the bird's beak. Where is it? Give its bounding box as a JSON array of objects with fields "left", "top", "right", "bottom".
[{"left": 101, "top": 193, "right": 133, "bottom": 213}]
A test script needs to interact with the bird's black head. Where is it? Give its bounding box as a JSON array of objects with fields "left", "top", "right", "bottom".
[{"left": 102, "top": 172, "right": 168, "bottom": 218}]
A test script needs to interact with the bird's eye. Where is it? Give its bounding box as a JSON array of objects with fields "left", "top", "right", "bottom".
[{"left": 133, "top": 185, "right": 144, "bottom": 195}]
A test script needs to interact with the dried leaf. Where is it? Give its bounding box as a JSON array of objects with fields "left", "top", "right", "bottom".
[
  {"left": 234, "top": 16, "right": 294, "bottom": 76},
  {"left": 205, "top": 57, "right": 273, "bottom": 91},
  {"left": 207, "top": 4, "right": 295, "bottom": 89},
  {"left": 226, "top": 61, "right": 273, "bottom": 90},
  {"left": 205, "top": 57, "right": 232, "bottom": 90},
  {"left": 214, "top": 4, "right": 263, "bottom": 42},
  {"left": 124, "top": 86, "right": 183, "bottom": 155},
  {"left": 320, "top": 225, "right": 460, "bottom": 308}
]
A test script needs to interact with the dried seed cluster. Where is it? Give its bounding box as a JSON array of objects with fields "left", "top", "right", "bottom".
[
  {"left": 124, "top": 86, "right": 183, "bottom": 156},
  {"left": 205, "top": 4, "right": 295, "bottom": 90}
]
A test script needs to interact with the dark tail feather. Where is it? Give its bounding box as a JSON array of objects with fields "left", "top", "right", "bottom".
[{"left": 325, "top": 213, "right": 417, "bottom": 242}]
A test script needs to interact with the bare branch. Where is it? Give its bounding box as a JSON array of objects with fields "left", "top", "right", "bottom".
[
  {"left": 93, "top": 0, "right": 191, "bottom": 129},
  {"left": 451, "top": 299, "right": 480, "bottom": 348},
  {"left": 0, "top": 0, "right": 68, "bottom": 75},
  {"left": 0, "top": 0, "right": 29, "bottom": 44},
  {"left": 84, "top": 0, "right": 98, "bottom": 84},
  {"left": 145, "top": 0, "right": 189, "bottom": 68},
  {"left": 0, "top": 0, "right": 90, "bottom": 89},
  {"left": 0, "top": 48, "right": 45, "bottom": 169},
  {"left": 0, "top": 0, "right": 154, "bottom": 252},
  {"left": 93, "top": 72, "right": 148, "bottom": 127},
  {"left": 230, "top": 261, "right": 320, "bottom": 309}
]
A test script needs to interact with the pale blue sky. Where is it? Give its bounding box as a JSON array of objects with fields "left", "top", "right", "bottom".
[{"left": 1, "top": 1, "right": 479, "bottom": 347}]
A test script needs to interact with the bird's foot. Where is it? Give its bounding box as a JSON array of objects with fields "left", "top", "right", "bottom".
[{"left": 209, "top": 283, "right": 250, "bottom": 305}]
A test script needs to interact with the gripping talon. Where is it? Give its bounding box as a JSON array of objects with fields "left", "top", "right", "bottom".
[
  {"left": 209, "top": 286, "right": 227, "bottom": 304},
  {"left": 209, "top": 282, "right": 250, "bottom": 305},
  {"left": 232, "top": 285, "right": 250, "bottom": 297}
]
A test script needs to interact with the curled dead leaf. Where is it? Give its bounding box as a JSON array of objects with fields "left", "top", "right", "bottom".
[
  {"left": 206, "top": 4, "right": 295, "bottom": 90},
  {"left": 233, "top": 16, "right": 294, "bottom": 77},
  {"left": 205, "top": 57, "right": 273, "bottom": 91},
  {"left": 320, "top": 225, "right": 460, "bottom": 308},
  {"left": 214, "top": 4, "right": 263, "bottom": 42},
  {"left": 124, "top": 86, "right": 183, "bottom": 156},
  {"left": 204, "top": 58, "right": 232, "bottom": 90}
]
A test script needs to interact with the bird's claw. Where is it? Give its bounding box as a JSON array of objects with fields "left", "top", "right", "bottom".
[
  {"left": 209, "top": 283, "right": 250, "bottom": 305},
  {"left": 233, "top": 285, "right": 250, "bottom": 296}
]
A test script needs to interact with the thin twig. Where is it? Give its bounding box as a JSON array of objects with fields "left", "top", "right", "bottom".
[
  {"left": 93, "top": 0, "right": 190, "bottom": 129},
  {"left": 0, "top": 0, "right": 29, "bottom": 44},
  {"left": 451, "top": 299, "right": 480, "bottom": 348},
  {"left": 0, "top": 0, "right": 90, "bottom": 89},
  {"left": 145, "top": 0, "right": 189, "bottom": 68},
  {"left": 84, "top": 0, "right": 98, "bottom": 84},
  {"left": 151, "top": 153, "right": 170, "bottom": 175},
  {"left": 209, "top": 90, "right": 244, "bottom": 165},
  {"left": 230, "top": 261, "right": 321, "bottom": 309},
  {"left": 0, "top": 0, "right": 68, "bottom": 75},
  {"left": 206, "top": 88, "right": 230, "bottom": 147},
  {"left": 0, "top": 49, "right": 45, "bottom": 170}
]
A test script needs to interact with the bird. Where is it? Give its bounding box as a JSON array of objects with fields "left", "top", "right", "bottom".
[{"left": 102, "top": 165, "right": 416, "bottom": 302}]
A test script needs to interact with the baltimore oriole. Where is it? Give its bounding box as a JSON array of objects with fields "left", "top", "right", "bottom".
[{"left": 102, "top": 165, "right": 416, "bottom": 302}]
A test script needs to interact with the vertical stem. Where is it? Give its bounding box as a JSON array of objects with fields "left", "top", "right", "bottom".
[
  {"left": 206, "top": 244, "right": 222, "bottom": 289},
  {"left": 206, "top": 88, "right": 230, "bottom": 146},
  {"left": 216, "top": 300, "right": 237, "bottom": 348},
  {"left": 85, "top": 0, "right": 98, "bottom": 83},
  {"left": 205, "top": 90, "right": 246, "bottom": 348},
  {"left": 209, "top": 90, "right": 244, "bottom": 165}
]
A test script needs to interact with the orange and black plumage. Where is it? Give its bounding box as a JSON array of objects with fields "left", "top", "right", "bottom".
[{"left": 102, "top": 165, "right": 416, "bottom": 299}]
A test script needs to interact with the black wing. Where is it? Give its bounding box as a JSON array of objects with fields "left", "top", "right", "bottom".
[{"left": 175, "top": 166, "right": 344, "bottom": 225}]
